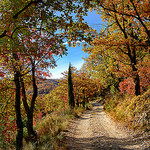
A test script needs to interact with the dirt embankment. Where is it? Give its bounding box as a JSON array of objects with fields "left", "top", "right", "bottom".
[{"left": 64, "top": 102, "right": 150, "bottom": 150}]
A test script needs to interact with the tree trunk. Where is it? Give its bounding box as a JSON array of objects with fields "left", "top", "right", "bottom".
[
  {"left": 131, "top": 47, "right": 140, "bottom": 96},
  {"left": 28, "top": 61, "right": 38, "bottom": 146},
  {"left": 114, "top": 12, "right": 141, "bottom": 96},
  {"left": 14, "top": 71, "right": 23, "bottom": 150},
  {"left": 21, "top": 81, "right": 38, "bottom": 147},
  {"left": 20, "top": 62, "right": 38, "bottom": 147},
  {"left": 134, "top": 74, "right": 140, "bottom": 96},
  {"left": 132, "top": 65, "right": 140, "bottom": 96},
  {"left": 27, "top": 113, "right": 38, "bottom": 146}
]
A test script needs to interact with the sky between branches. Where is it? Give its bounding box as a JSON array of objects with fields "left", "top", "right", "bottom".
[{"left": 49, "top": 10, "right": 102, "bottom": 79}]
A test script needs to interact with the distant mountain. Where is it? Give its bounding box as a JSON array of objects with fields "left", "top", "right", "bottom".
[
  {"left": 27, "top": 79, "right": 59, "bottom": 96},
  {"left": 38, "top": 79, "right": 59, "bottom": 95}
]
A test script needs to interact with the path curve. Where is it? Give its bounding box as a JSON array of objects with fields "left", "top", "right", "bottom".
[{"left": 64, "top": 102, "right": 150, "bottom": 150}]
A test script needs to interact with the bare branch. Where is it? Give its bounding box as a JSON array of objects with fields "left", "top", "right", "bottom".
[
  {"left": 0, "top": 30, "right": 7, "bottom": 38},
  {"left": 11, "top": 26, "right": 28, "bottom": 38},
  {"left": 13, "top": 0, "right": 45, "bottom": 19}
]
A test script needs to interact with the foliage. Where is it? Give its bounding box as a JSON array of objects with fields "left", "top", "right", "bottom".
[
  {"left": 0, "top": 0, "right": 149, "bottom": 148},
  {"left": 23, "top": 104, "right": 85, "bottom": 150},
  {"left": 40, "top": 66, "right": 97, "bottom": 115},
  {"left": 0, "top": 79, "right": 16, "bottom": 149},
  {"left": 119, "top": 78, "right": 135, "bottom": 95},
  {"left": 0, "top": 0, "right": 91, "bottom": 149},
  {"left": 85, "top": 102, "right": 93, "bottom": 110},
  {"left": 52, "top": 66, "right": 100, "bottom": 107},
  {"left": 104, "top": 89, "right": 150, "bottom": 131},
  {"left": 83, "top": 0, "right": 150, "bottom": 96},
  {"left": 42, "top": 86, "right": 67, "bottom": 113}
]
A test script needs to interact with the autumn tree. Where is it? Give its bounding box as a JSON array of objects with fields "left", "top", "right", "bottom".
[
  {"left": 82, "top": 53, "right": 121, "bottom": 96},
  {"left": 0, "top": 0, "right": 91, "bottom": 149},
  {"left": 73, "top": 69, "right": 100, "bottom": 105},
  {"left": 90, "top": 0, "right": 150, "bottom": 47},
  {"left": 53, "top": 66, "right": 100, "bottom": 107},
  {"left": 84, "top": 0, "right": 150, "bottom": 96}
]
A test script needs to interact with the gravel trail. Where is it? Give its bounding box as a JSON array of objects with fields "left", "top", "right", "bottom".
[{"left": 64, "top": 102, "right": 150, "bottom": 150}]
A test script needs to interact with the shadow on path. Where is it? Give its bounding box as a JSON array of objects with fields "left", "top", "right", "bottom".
[{"left": 65, "top": 134, "right": 148, "bottom": 150}]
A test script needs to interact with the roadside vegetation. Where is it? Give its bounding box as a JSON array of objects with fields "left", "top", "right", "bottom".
[
  {"left": 0, "top": 65, "right": 94, "bottom": 150},
  {"left": 23, "top": 105, "right": 87, "bottom": 150},
  {"left": 104, "top": 90, "right": 150, "bottom": 132}
]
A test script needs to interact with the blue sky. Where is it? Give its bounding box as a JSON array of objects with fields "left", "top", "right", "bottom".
[{"left": 49, "top": 11, "right": 102, "bottom": 79}]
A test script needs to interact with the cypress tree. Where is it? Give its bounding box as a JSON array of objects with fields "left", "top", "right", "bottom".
[
  {"left": 76, "top": 92, "right": 79, "bottom": 107},
  {"left": 82, "top": 89, "right": 85, "bottom": 108},
  {"left": 68, "top": 63, "right": 75, "bottom": 108}
]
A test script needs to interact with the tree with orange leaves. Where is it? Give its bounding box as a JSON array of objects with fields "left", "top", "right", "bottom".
[
  {"left": 0, "top": 1, "right": 91, "bottom": 149},
  {"left": 84, "top": 0, "right": 150, "bottom": 96}
]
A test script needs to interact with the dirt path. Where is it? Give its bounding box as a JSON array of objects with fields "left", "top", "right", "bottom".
[{"left": 64, "top": 102, "right": 150, "bottom": 150}]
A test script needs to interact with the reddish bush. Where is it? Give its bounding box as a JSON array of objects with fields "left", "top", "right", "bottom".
[{"left": 119, "top": 78, "right": 135, "bottom": 95}]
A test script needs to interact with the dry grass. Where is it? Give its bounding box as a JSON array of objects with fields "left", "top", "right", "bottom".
[
  {"left": 23, "top": 105, "right": 88, "bottom": 150},
  {"left": 104, "top": 89, "right": 150, "bottom": 132}
]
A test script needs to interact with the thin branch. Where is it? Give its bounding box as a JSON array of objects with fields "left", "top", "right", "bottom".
[
  {"left": 1, "top": 96, "right": 12, "bottom": 116},
  {"left": 104, "top": 53, "right": 131, "bottom": 66},
  {"left": 0, "top": 30, "right": 7, "bottom": 38},
  {"left": 11, "top": 26, "right": 28, "bottom": 38},
  {"left": 98, "top": 22, "right": 115, "bottom": 37},
  {"left": 113, "top": 5, "right": 128, "bottom": 39},
  {"left": 100, "top": 1, "right": 150, "bottom": 40},
  {"left": 100, "top": 4, "right": 139, "bottom": 19},
  {"left": 20, "top": 77, "right": 30, "bottom": 113},
  {"left": 0, "top": 0, "right": 45, "bottom": 39},
  {"left": 20, "top": 48, "right": 54, "bottom": 77},
  {"left": 30, "top": 61, "right": 37, "bottom": 113},
  {"left": 130, "top": 0, "right": 150, "bottom": 39},
  {"left": 113, "top": 7, "right": 133, "bottom": 62},
  {"left": 13, "top": 0, "right": 45, "bottom": 19},
  {"left": 118, "top": 47, "right": 129, "bottom": 55}
]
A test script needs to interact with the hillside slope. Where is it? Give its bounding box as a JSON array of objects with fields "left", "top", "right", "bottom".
[{"left": 27, "top": 79, "right": 59, "bottom": 96}]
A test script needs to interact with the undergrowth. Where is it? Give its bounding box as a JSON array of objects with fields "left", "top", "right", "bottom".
[
  {"left": 23, "top": 103, "right": 91, "bottom": 150},
  {"left": 104, "top": 89, "right": 150, "bottom": 132}
]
